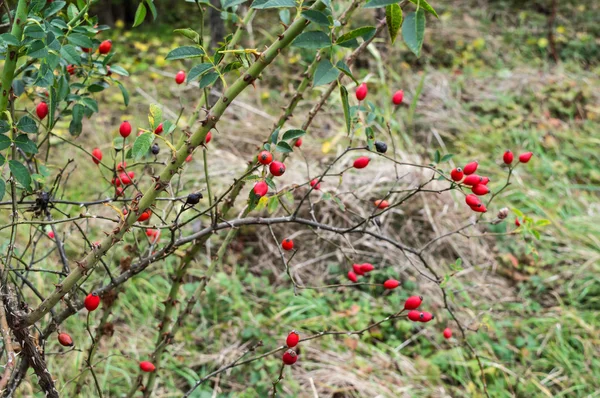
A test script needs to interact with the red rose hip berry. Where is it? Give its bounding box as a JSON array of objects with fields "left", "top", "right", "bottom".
[
  {"left": 465, "top": 194, "right": 481, "bottom": 207},
  {"left": 309, "top": 179, "right": 321, "bottom": 190},
  {"left": 84, "top": 293, "right": 100, "bottom": 311},
  {"left": 471, "top": 184, "right": 490, "bottom": 196},
  {"left": 137, "top": 209, "right": 151, "bottom": 222},
  {"left": 175, "top": 70, "right": 186, "bottom": 84},
  {"left": 355, "top": 83, "right": 368, "bottom": 101},
  {"left": 36, "top": 102, "right": 49, "bottom": 119},
  {"left": 519, "top": 152, "right": 533, "bottom": 163},
  {"left": 154, "top": 123, "right": 163, "bottom": 135},
  {"left": 463, "top": 161, "right": 478, "bottom": 175},
  {"left": 269, "top": 161, "right": 286, "bottom": 176},
  {"left": 286, "top": 331, "right": 300, "bottom": 348},
  {"left": 139, "top": 361, "right": 156, "bottom": 372},
  {"left": 407, "top": 310, "right": 421, "bottom": 322},
  {"left": 91, "top": 148, "right": 103, "bottom": 164},
  {"left": 419, "top": 312, "right": 434, "bottom": 323},
  {"left": 352, "top": 263, "right": 365, "bottom": 276},
  {"left": 360, "top": 263, "right": 374, "bottom": 273},
  {"left": 404, "top": 295, "right": 423, "bottom": 310},
  {"left": 57, "top": 333, "right": 74, "bottom": 347},
  {"left": 281, "top": 238, "right": 294, "bottom": 251},
  {"left": 348, "top": 271, "right": 358, "bottom": 283},
  {"left": 392, "top": 90, "right": 404, "bottom": 105},
  {"left": 282, "top": 349, "right": 298, "bottom": 365},
  {"left": 450, "top": 168, "right": 464, "bottom": 182},
  {"left": 353, "top": 156, "right": 370, "bottom": 169},
  {"left": 205, "top": 131, "right": 212, "bottom": 144},
  {"left": 503, "top": 151, "right": 514, "bottom": 165},
  {"left": 258, "top": 151, "right": 273, "bottom": 165},
  {"left": 443, "top": 328, "right": 452, "bottom": 339},
  {"left": 294, "top": 138, "right": 302, "bottom": 147},
  {"left": 119, "top": 121, "right": 132, "bottom": 138},
  {"left": 383, "top": 279, "right": 400, "bottom": 290},
  {"left": 374, "top": 199, "right": 389, "bottom": 209},
  {"left": 98, "top": 40, "right": 112, "bottom": 54},
  {"left": 253, "top": 181, "right": 268, "bottom": 197},
  {"left": 463, "top": 175, "right": 483, "bottom": 186}
]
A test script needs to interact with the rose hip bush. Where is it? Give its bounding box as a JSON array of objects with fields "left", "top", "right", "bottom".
[{"left": 0, "top": 0, "right": 543, "bottom": 396}]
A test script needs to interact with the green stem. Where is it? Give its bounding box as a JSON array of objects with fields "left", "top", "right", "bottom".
[{"left": 0, "top": 0, "right": 28, "bottom": 116}]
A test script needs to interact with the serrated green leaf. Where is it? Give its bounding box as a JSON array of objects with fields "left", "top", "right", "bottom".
[
  {"left": 132, "top": 132, "right": 154, "bottom": 159},
  {"left": 133, "top": 2, "right": 147, "bottom": 27},
  {"left": 275, "top": 142, "right": 293, "bottom": 153},
  {"left": 0, "top": 120, "right": 10, "bottom": 134},
  {"left": 281, "top": 129, "right": 306, "bottom": 141},
  {"left": 364, "top": 0, "right": 399, "bottom": 8},
  {"left": 27, "top": 40, "right": 48, "bottom": 58},
  {"left": 409, "top": 0, "right": 438, "bottom": 18},
  {"left": 174, "top": 28, "right": 200, "bottom": 44},
  {"left": 149, "top": 104, "right": 162, "bottom": 130},
  {"left": 267, "top": 196, "right": 279, "bottom": 213},
  {"left": 60, "top": 44, "right": 81, "bottom": 65},
  {"left": 17, "top": 116, "right": 37, "bottom": 134},
  {"left": 313, "top": 59, "right": 339, "bottom": 87},
  {"left": 81, "top": 97, "right": 98, "bottom": 112},
  {"left": 109, "top": 65, "right": 129, "bottom": 76},
  {"left": 336, "top": 26, "right": 376, "bottom": 46},
  {"left": 333, "top": 196, "right": 345, "bottom": 211},
  {"left": 67, "top": 33, "right": 93, "bottom": 48},
  {"left": 113, "top": 136, "right": 125, "bottom": 151},
  {"left": 440, "top": 153, "right": 453, "bottom": 162},
  {"left": 44, "top": 1, "right": 66, "bottom": 17},
  {"left": 146, "top": 0, "right": 158, "bottom": 20},
  {"left": 301, "top": 10, "right": 330, "bottom": 25},
  {"left": 69, "top": 104, "right": 84, "bottom": 136},
  {"left": 292, "top": 31, "right": 331, "bottom": 49},
  {"left": 0, "top": 179, "right": 5, "bottom": 200},
  {"left": 265, "top": 177, "right": 276, "bottom": 190},
  {"left": 187, "top": 63, "right": 213, "bottom": 82},
  {"left": 335, "top": 61, "right": 357, "bottom": 85},
  {"left": 434, "top": 149, "right": 441, "bottom": 163},
  {"left": 340, "top": 84, "right": 351, "bottom": 134},
  {"left": 270, "top": 129, "right": 279, "bottom": 144},
  {"left": 116, "top": 81, "right": 129, "bottom": 106},
  {"left": 402, "top": 10, "right": 426, "bottom": 57},
  {"left": 198, "top": 72, "right": 219, "bottom": 89},
  {"left": 9, "top": 160, "right": 31, "bottom": 191},
  {"left": 165, "top": 46, "right": 205, "bottom": 60},
  {"left": 251, "top": 0, "right": 295, "bottom": 9},
  {"left": 0, "top": 33, "right": 20, "bottom": 46},
  {"left": 0, "top": 135, "right": 11, "bottom": 150},
  {"left": 14, "top": 135, "right": 38, "bottom": 154},
  {"left": 385, "top": 4, "right": 402, "bottom": 44}
]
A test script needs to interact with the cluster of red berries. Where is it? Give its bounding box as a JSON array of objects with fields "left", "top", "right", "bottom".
[
  {"left": 355, "top": 83, "right": 404, "bottom": 106},
  {"left": 347, "top": 262, "right": 375, "bottom": 283},
  {"left": 404, "top": 296, "right": 434, "bottom": 323},
  {"left": 282, "top": 330, "right": 300, "bottom": 365},
  {"left": 253, "top": 150, "right": 286, "bottom": 198},
  {"left": 145, "top": 229, "right": 160, "bottom": 243}
]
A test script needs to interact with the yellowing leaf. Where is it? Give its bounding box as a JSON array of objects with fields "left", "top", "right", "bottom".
[{"left": 321, "top": 141, "right": 332, "bottom": 154}]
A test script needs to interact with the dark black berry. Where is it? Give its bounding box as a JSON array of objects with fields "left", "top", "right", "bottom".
[
  {"left": 186, "top": 192, "right": 203, "bottom": 205},
  {"left": 374, "top": 141, "right": 387, "bottom": 153},
  {"left": 151, "top": 143, "right": 160, "bottom": 155}
]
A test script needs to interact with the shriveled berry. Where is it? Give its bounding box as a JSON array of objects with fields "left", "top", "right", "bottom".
[
  {"left": 374, "top": 141, "right": 388, "bottom": 153},
  {"left": 281, "top": 238, "right": 294, "bottom": 251},
  {"left": 175, "top": 70, "right": 186, "bottom": 84},
  {"left": 383, "top": 279, "right": 400, "bottom": 290},
  {"left": 84, "top": 293, "right": 100, "bottom": 311},
  {"left": 407, "top": 310, "right": 421, "bottom": 322},
  {"left": 419, "top": 312, "right": 434, "bottom": 323},
  {"left": 98, "top": 40, "right": 112, "bottom": 54},
  {"left": 465, "top": 194, "right": 481, "bottom": 207},
  {"left": 186, "top": 192, "right": 202, "bottom": 205},
  {"left": 151, "top": 143, "right": 160, "bottom": 155},
  {"left": 348, "top": 271, "right": 358, "bottom": 283},
  {"left": 353, "top": 156, "right": 370, "bottom": 169},
  {"left": 294, "top": 138, "right": 302, "bottom": 147},
  {"left": 57, "top": 333, "right": 74, "bottom": 347},
  {"left": 258, "top": 151, "right": 273, "bottom": 165},
  {"left": 269, "top": 161, "right": 286, "bottom": 177},
  {"left": 471, "top": 184, "right": 490, "bottom": 196},
  {"left": 139, "top": 361, "right": 156, "bottom": 372},
  {"left": 286, "top": 331, "right": 300, "bottom": 348},
  {"left": 462, "top": 175, "right": 483, "bottom": 186},
  {"left": 519, "top": 152, "right": 533, "bottom": 163},
  {"left": 91, "top": 148, "right": 103, "bottom": 164},
  {"left": 282, "top": 349, "right": 298, "bottom": 365},
  {"left": 119, "top": 121, "right": 132, "bottom": 138},
  {"left": 205, "top": 131, "right": 212, "bottom": 144},
  {"left": 404, "top": 295, "right": 423, "bottom": 310},
  {"left": 309, "top": 179, "right": 321, "bottom": 190},
  {"left": 443, "top": 328, "right": 452, "bottom": 339},
  {"left": 67, "top": 64, "right": 76, "bottom": 75},
  {"left": 450, "top": 168, "right": 464, "bottom": 182},
  {"left": 82, "top": 47, "right": 92, "bottom": 53},
  {"left": 374, "top": 199, "right": 389, "bottom": 209},
  {"left": 503, "top": 151, "right": 514, "bottom": 165},
  {"left": 154, "top": 123, "right": 163, "bottom": 135},
  {"left": 36, "top": 102, "right": 49, "bottom": 119},
  {"left": 392, "top": 90, "right": 404, "bottom": 105},
  {"left": 355, "top": 83, "right": 367, "bottom": 101},
  {"left": 352, "top": 263, "right": 365, "bottom": 276},
  {"left": 360, "top": 263, "right": 374, "bottom": 273},
  {"left": 463, "top": 162, "right": 478, "bottom": 175},
  {"left": 253, "top": 181, "right": 268, "bottom": 197},
  {"left": 137, "top": 209, "right": 151, "bottom": 222}
]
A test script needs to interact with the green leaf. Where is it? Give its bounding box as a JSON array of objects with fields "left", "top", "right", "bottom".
[
  {"left": 334, "top": 61, "right": 356, "bottom": 85},
  {"left": 281, "top": 129, "right": 306, "bottom": 141},
  {"left": 60, "top": 44, "right": 81, "bottom": 65},
  {"left": 339, "top": 84, "right": 351, "bottom": 134},
  {"left": 108, "top": 65, "right": 129, "bottom": 76},
  {"left": 9, "top": 160, "right": 31, "bottom": 191},
  {"left": 146, "top": 0, "right": 158, "bottom": 20},
  {"left": 17, "top": 116, "right": 37, "bottom": 134},
  {"left": 267, "top": 196, "right": 279, "bottom": 213},
  {"left": 14, "top": 135, "right": 38, "bottom": 154},
  {"left": 113, "top": 136, "right": 125, "bottom": 151},
  {"left": 81, "top": 97, "right": 98, "bottom": 113},
  {"left": 402, "top": 10, "right": 426, "bottom": 57},
  {"left": 0, "top": 33, "right": 20, "bottom": 46},
  {"left": 301, "top": 10, "right": 330, "bottom": 25},
  {"left": 364, "top": 0, "right": 399, "bottom": 7},
  {"left": 0, "top": 179, "right": 5, "bottom": 201},
  {"left": 69, "top": 104, "right": 84, "bottom": 136},
  {"left": 27, "top": 40, "right": 48, "bottom": 58},
  {"left": 44, "top": 1, "right": 66, "bottom": 17},
  {"left": 265, "top": 177, "right": 276, "bottom": 190},
  {"left": 313, "top": 59, "right": 339, "bottom": 87},
  {"left": 133, "top": 2, "right": 147, "bottom": 27},
  {"left": 67, "top": 33, "right": 93, "bottom": 48},
  {"left": 441, "top": 153, "right": 454, "bottom": 162},
  {"left": 198, "top": 72, "right": 219, "bottom": 89},
  {"left": 132, "top": 132, "right": 154, "bottom": 160},
  {"left": 409, "top": 0, "right": 438, "bottom": 18},
  {"left": 336, "top": 26, "right": 376, "bottom": 46},
  {"left": 333, "top": 196, "right": 345, "bottom": 211},
  {"left": 251, "top": 0, "right": 296, "bottom": 9},
  {"left": 161, "top": 120, "right": 177, "bottom": 134},
  {"left": 149, "top": 104, "right": 162, "bottom": 130},
  {"left": 174, "top": 28, "right": 200, "bottom": 44},
  {"left": 116, "top": 81, "right": 130, "bottom": 106},
  {"left": 0, "top": 120, "right": 10, "bottom": 134},
  {"left": 365, "top": 126, "right": 375, "bottom": 150},
  {"left": 165, "top": 46, "right": 205, "bottom": 60},
  {"left": 67, "top": 3, "right": 78, "bottom": 20},
  {"left": 223, "top": 0, "right": 248, "bottom": 8},
  {"left": 292, "top": 31, "right": 331, "bottom": 49},
  {"left": 0, "top": 154, "right": 4, "bottom": 166},
  {"left": 0, "top": 135, "right": 11, "bottom": 150},
  {"left": 187, "top": 63, "right": 213, "bottom": 82},
  {"left": 385, "top": 4, "right": 402, "bottom": 44},
  {"left": 270, "top": 129, "right": 279, "bottom": 144},
  {"left": 87, "top": 82, "right": 109, "bottom": 93},
  {"left": 434, "top": 149, "right": 440, "bottom": 163},
  {"left": 275, "top": 142, "right": 293, "bottom": 153}
]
